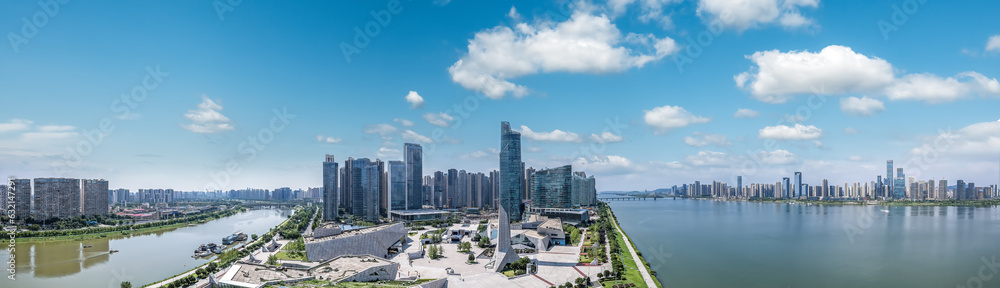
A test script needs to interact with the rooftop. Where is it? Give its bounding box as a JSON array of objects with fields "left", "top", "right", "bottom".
[{"left": 305, "top": 222, "right": 404, "bottom": 243}]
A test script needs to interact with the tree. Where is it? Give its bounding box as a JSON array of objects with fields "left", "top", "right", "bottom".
[
  {"left": 251, "top": 234, "right": 258, "bottom": 241},
  {"left": 267, "top": 254, "right": 278, "bottom": 265},
  {"left": 120, "top": 282, "right": 132, "bottom": 288},
  {"left": 468, "top": 254, "right": 475, "bottom": 263}
]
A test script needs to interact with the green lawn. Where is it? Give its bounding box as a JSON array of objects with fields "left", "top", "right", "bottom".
[{"left": 272, "top": 251, "right": 308, "bottom": 261}]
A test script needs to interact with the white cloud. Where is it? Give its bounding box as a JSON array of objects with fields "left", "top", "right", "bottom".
[
  {"left": 518, "top": 125, "right": 583, "bottom": 142},
  {"left": 757, "top": 149, "right": 797, "bottom": 165},
  {"left": 735, "top": 45, "right": 894, "bottom": 103},
  {"left": 448, "top": 9, "right": 679, "bottom": 99},
  {"left": 487, "top": 147, "right": 500, "bottom": 154},
  {"left": 590, "top": 131, "right": 624, "bottom": 143},
  {"left": 696, "top": 0, "right": 819, "bottom": 32},
  {"left": 393, "top": 118, "right": 414, "bottom": 127},
  {"left": 733, "top": 108, "right": 760, "bottom": 118},
  {"left": 987, "top": 35, "right": 1000, "bottom": 53},
  {"left": 405, "top": 91, "right": 424, "bottom": 109},
  {"left": 573, "top": 154, "right": 638, "bottom": 175},
  {"left": 377, "top": 147, "right": 401, "bottom": 158},
  {"left": 507, "top": 6, "right": 520, "bottom": 21},
  {"left": 885, "top": 72, "right": 1000, "bottom": 103},
  {"left": 910, "top": 119, "right": 1000, "bottom": 158},
  {"left": 38, "top": 125, "right": 74, "bottom": 132},
  {"left": 422, "top": 112, "right": 454, "bottom": 127},
  {"left": 759, "top": 124, "right": 822, "bottom": 140},
  {"left": 848, "top": 155, "right": 865, "bottom": 162},
  {"left": 22, "top": 130, "right": 78, "bottom": 141},
  {"left": 181, "top": 96, "right": 234, "bottom": 133},
  {"left": 461, "top": 150, "right": 490, "bottom": 159},
  {"left": 686, "top": 150, "right": 729, "bottom": 167},
  {"left": 316, "top": 135, "right": 342, "bottom": 144},
  {"left": 607, "top": 0, "right": 681, "bottom": 29},
  {"left": 844, "top": 127, "right": 858, "bottom": 134},
  {"left": 0, "top": 119, "right": 33, "bottom": 133},
  {"left": 643, "top": 105, "right": 710, "bottom": 133},
  {"left": 683, "top": 132, "right": 731, "bottom": 147},
  {"left": 839, "top": 96, "right": 885, "bottom": 116},
  {"left": 526, "top": 146, "right": 543, "bottom": 152},
  {"left": 737, "top": 45, "right": 1000, "bottom": 103},
  {"left": 364, "top": 124, "right": 398, "bottom": 136},
  {"left": 402, "top": 130, "right": 432, "bottom": 144}
]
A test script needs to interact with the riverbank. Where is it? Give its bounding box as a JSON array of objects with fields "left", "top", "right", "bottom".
[
  {"left": 141, "top": 205, "right": 314, "bottom": 288},
  {"left": 688, "top": 197, "right": 1000, "bottom": 207},
  {"left": 601, "top": 202, "right": 663, "bottom": 288},
  {"left": 17, "top": 207, "right": 246, "bottom": 243}
]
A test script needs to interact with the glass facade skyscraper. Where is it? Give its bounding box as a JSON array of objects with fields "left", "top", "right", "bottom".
[
  {"left": 893, "top": 168, "right": 906, "bottom": 199},
  {"left": 532, "top": 165, "right": 573, "bottom": 208},
  {"left": 794, "top": 172, "right": 802, "bottom": 197},
  {"left": 323, "top": 154, "right": 338, "bottom": 221},
  {"left": 782, "top": 177, "right": 790, "bottom": 198},
  {"left": 500, "top": 121, "right": 524, "bottom": 222},
  {"left": 404, "top": 143, "right": 423, "bottom": 210},
  {"left": 389, "top": 160, "right": 406, "bottom": 212},
  {"left": 886, "top": 160, "right": 894, "bottom": 197}
]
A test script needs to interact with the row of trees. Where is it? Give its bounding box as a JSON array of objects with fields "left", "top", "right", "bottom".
[{"left": 16, "top": 207, "right": 242, "bottom": 238}]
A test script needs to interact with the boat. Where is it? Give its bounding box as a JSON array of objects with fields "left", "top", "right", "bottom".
[
  {"left": 109, "top": 250, "right": 119, "bottom": 254},
  {"left": 83, "top": 245, "right": 93, "bottom": 248},
  {"left": 193, "top": 243, "right": 220, "bottom": 258}
]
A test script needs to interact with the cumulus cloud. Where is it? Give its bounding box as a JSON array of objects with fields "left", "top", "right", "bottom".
[
  {"left": 422, "top": 112, "right": 454, "bottom": 127},
  {"left": 696, "top": 0, "right": 819, "bottom": 32},
  {"left": 686, "top": 150, "right": 730, "bottom": 166},
  {"left": 683, "top": 132, "right": 731, "bottom": 147},
  {"left": 884, "top": 72, "right": 1000, "bottom": 103},
  {"left": 590, "top": 131, "right": 624, "bottom": 143},
  {"left": 448, "top": 9, "right": 678, "bottom": 98},
  {"left": 607, "top": 0, "right": 681, "bottom": 29},
  {"left": 757, "top": 149, "right": 797, "bottom": 165},
  {"left": 402, "top": 130, "right": 432, "bottom": 144},
  {"left": 987, "top": 35, "right": 1000, "bottom": 53},
  {"left": 405, "top": 91, "right": 424, "bottom": 109},
  {"left": 735, "top": 45, "right": 894, "bottom": 103},
  {"left": 573, "top": 154, "right": 638, "bottom": 175},
  {"left": 518, "top": 125, "right": 582, "bottom": 142},
  {"left": 643, "top": 105, "right": 710, "bottom": 133},
  {"left": 759, "top": 124, "right": 822, "bottom": 140},
  {"left": 733, "top": 108, "right": 760, "bottom": 118},
  {"left": 181, "top": 96, "right": 234, "bottom": 133},
  {"left": 910, "top": 119, "right": 1000, "bottom": 158},
  {"left": 393, "top": 118, "right": 414, "bottom": 127},
  {"left": 316, "top": 135, "right": 342, "bottom": 144},
  {"left": 736, "top": 45, "right": 1000, "bottom": 104},
  {"left": 0, "top": 119, "right": 33, "bottom": 133},
  {"left": 839, "top": 96, "right": 885, "bottom": 116}
]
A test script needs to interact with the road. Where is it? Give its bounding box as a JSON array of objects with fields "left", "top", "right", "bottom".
[{"left": 610, "top": 213, "right": 658, "bottom": 288}]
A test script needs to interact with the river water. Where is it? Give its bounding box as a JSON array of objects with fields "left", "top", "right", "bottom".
[
  {"left": 609, "top": 199, "right": 1000, "bottom": 288},
  {"left": 2, "top": 208, "right": 291, "bottom": 288}
]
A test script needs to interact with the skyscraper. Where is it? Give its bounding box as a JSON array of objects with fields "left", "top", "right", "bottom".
[
  {"left": 938, "top": 180, "right": 948, "bottom": 200},
  {"left": 532, "top": 165, "right": 573, "bottom": 209},
  {"left": 433, "top": 171, "right": 446, "bottom": 208},
  {"left": 346, "top": 158, "right": 381, "bottom": 222},
  {"left": 323, "top": 154, "right": 339, "bottom": 221},
  {"left": 404, "top": 143, "right": 423, "bottom": 210},
  {"left": 737, "top": 176, "right": 743, "bottom": 197},
  {"left": 794, "top": 172, "right": 802, "bottom": 198},
  {"left": 893, "top": 168, "right": 906, "bottom": 199},
  {"left": 956, "top": 180, "right": 966, "bottom": 200},
  {"left": 82, "top": 179, "right": 109, "bottom": 216},
  {"left": 33, "top": 178, "right": 81, "bottom": 220},
  {"left": 389, "top": 160, "right": 406, "bottom": 213},
  {"left": 499, "top": 121, "right": 524, "bottom": 223},
  {"left": 886, "top": 160, "right": 894, "bottom": 197},
  {"left": 12, "top": 179, "right": 31, "bottom": 220},
  {"left": 782, "top": 177, "right": 790, "bottom": 198},
  {"left": 447, "top": 169, "right": 458, "bottom": 208}
]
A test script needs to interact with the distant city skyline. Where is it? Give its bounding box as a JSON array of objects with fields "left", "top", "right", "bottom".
[{"left": 2, "top": 1, "right": 1000, "bottom": 192}]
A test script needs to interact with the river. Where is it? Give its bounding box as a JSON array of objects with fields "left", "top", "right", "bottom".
[
  {"left": 609, "top": 199, "right": 1000, "bottom": 288},
  {"left": 2, "top": 208, "right": 291, "bottom": 288}
]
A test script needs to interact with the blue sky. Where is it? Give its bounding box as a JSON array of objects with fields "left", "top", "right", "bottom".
[{"left": 1, "top": 0, "right": 999, "bottom": 192}]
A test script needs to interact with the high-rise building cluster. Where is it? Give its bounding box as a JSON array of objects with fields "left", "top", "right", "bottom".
[
  {"left": 5, "top": 178, "right": 109, "bottom": 221},
  {"left": 672, "top": 158, "right": 999, "bottom": 201},
  {"left": 319, "top": 121, "right": 600, "bottom": 224}
]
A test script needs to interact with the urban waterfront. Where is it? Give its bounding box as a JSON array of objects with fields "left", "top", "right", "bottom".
[
  {"left": 610, "top": 199, "right": 1000, "bottom": 288},
  {"left": 2, "top": 208, "right": 291, "bottom": 288}
]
